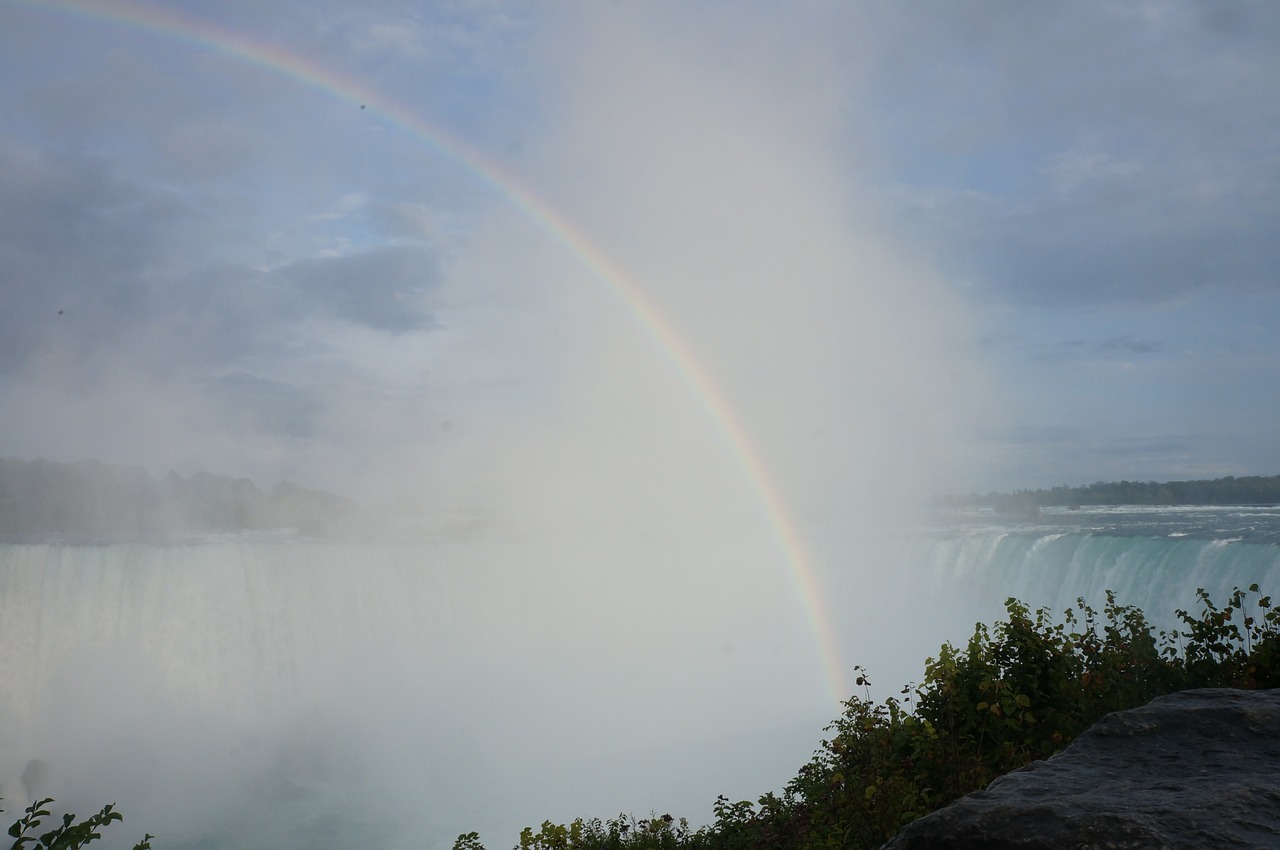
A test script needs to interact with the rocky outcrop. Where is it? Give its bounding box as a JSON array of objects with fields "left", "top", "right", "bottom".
[{"left": 882, "top": 688, "right": 1280, "bottom": 849}]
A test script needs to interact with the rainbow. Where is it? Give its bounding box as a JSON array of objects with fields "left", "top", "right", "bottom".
[{"left": 8, "top": 0, "right": 852, "bottom": 703}]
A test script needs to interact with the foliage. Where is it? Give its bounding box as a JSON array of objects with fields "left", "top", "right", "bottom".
[
  {"left": 508, "top": 814, "right": 703, "bottom": 850},
  {"left": 946, "top": 473, "right": 1280, "bottom": 511},
  {"left": 455, "top": 585, "right": 1280, "bottom": 850},
  {"left": 4, "top": 798, "right": 152, "bottom": 850}
]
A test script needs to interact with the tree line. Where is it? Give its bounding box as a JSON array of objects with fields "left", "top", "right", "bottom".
[
  {"left": 943, "top": 473, "right": 1280, "bottom": 513},
  {"left": 0, "top": 457, "right": 351, "bottom": 539}
]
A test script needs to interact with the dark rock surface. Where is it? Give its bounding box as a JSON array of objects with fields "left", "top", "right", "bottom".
[{"left": 882, "top": 688, "right": 1280, "bottom": 849}]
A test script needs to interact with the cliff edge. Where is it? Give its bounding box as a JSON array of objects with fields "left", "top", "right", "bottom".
[{"left": 882, "top": 688, "right": 1280, "bottom": 849}]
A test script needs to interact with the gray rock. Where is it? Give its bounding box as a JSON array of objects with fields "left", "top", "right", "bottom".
[{"left": 881, "top": 688, "right": 1280, "bottom": 850}]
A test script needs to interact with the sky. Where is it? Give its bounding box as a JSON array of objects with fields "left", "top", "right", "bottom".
[{"left": 2, "top": 0, "right": 1279, "bottom": 520}]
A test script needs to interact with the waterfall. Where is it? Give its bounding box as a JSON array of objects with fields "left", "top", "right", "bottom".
[
  {"left": 0, "top": 538, "right": 832, "bottom": 849},
  {"left": 3, "top": 514, "right": 1278, "bottom": 848},
  {"left": 918, "top": 528, "right": 1280, "bottom": 628}
]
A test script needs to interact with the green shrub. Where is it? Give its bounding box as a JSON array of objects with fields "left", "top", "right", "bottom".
[
  {"left": 4, "top": 797, "right": 152, "bottom": 850},
  {"left": 456, "top": 585, "right": 1280, "bottom": 850}
]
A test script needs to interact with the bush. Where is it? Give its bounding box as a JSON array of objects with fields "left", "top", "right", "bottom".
[
  {"left": 4, "top": 798, "right": 152, "bottom": 850},
  {"left": 455, "top": 585, "right": 1280, "bottom": 850}
]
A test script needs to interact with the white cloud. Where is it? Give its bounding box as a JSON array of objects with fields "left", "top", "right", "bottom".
[
  {"left": 354, "top": 21, "right": 428, "bottom": 58},
  {"left": 1047, "top": 150, "right": 1145, "bottom": 194}
]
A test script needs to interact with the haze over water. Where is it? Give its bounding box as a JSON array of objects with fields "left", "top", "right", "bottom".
[
  {"left": 0, "top": 6, "right": 987, "bottom": 846},
  {"left": 2, "top": 3, "right": 1279, "bottom": 848}
]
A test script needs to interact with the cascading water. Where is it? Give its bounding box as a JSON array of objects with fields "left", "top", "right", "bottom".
[
  {"left": 0, "top": 537, "right": 837, "bottom": 849},
  {"left": 951, "top": 531, "right": 1280, "bottom": 620},
  {"left": 3, "top": 506, "right": 1279, "bottom": 849},
  {"left": 911, "top": 506, "right": 1280, "bottom": 631}
]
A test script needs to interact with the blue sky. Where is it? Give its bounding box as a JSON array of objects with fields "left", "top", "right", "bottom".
[{"left": 2, "top": 0, "right": 1278, "bottom": 516}]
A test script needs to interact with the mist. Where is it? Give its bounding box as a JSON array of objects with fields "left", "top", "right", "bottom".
[
  {"left": 0, "top": 4, "right": 995, "bottom": 848},
  {"left": 1, "top": 5, "right": 987, "bottom": 526},
  {"left": 413, "top": 5, "right": 987, "bottom": 539}
]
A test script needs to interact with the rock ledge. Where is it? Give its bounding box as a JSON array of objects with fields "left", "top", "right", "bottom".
[{"left": 882, "top": 688, "right": 1280, "bottom": 849}]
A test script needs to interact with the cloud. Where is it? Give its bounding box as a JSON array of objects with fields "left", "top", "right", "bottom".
[
  {"left": 19, "top": 52, "right": 203, "bottom": 144},
  {"left": 199, "top": 373, "right": 326, "bottom": 438},
  {"left": 273, "top": 244, "right": 441, "bottom": 333},
  {"left": 0, "top": 144, "right": 181, "bottom": 376},
  {"left": 861, "top": 0, "right": 1280, "bottom": 307},
  {"left": 1020, "top": 335, "right": 1164, "bottom": 364},
  {"left": 1098, "top": 337, "right": 1161, "bottom": 355},
  {"left": 996, "top": 425, "right": 1086, "bottom": 448},
  {"left": 0, "top": 97, "right": 444, "bottom": 492},
  {"left": 1047, "top": 151, "right": 1144, "bottom": 195},
  {"left": 9, "top": 0, "right": 1271, "bottom": 501},
  {"left": 353, "top": 21, "right": 429, "bottom": 59},
  {"left": 158, "top": 120, "right": 261, "bottom": 182}
]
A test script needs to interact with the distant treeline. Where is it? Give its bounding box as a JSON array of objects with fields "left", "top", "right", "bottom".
[
  {"left": 0, "top": 457, "right": 352, "bottom": 539},
  {"left": 945, "top": 474, "right": 1280, "bottom": 513}
]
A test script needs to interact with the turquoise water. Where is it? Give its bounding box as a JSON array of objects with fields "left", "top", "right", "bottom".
[
  {"left": 911, "top": 505, "right": 1280, "bottom": 630},
  {"left": 2, "top": 507, "right": 1278, "bottom": 848}
]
